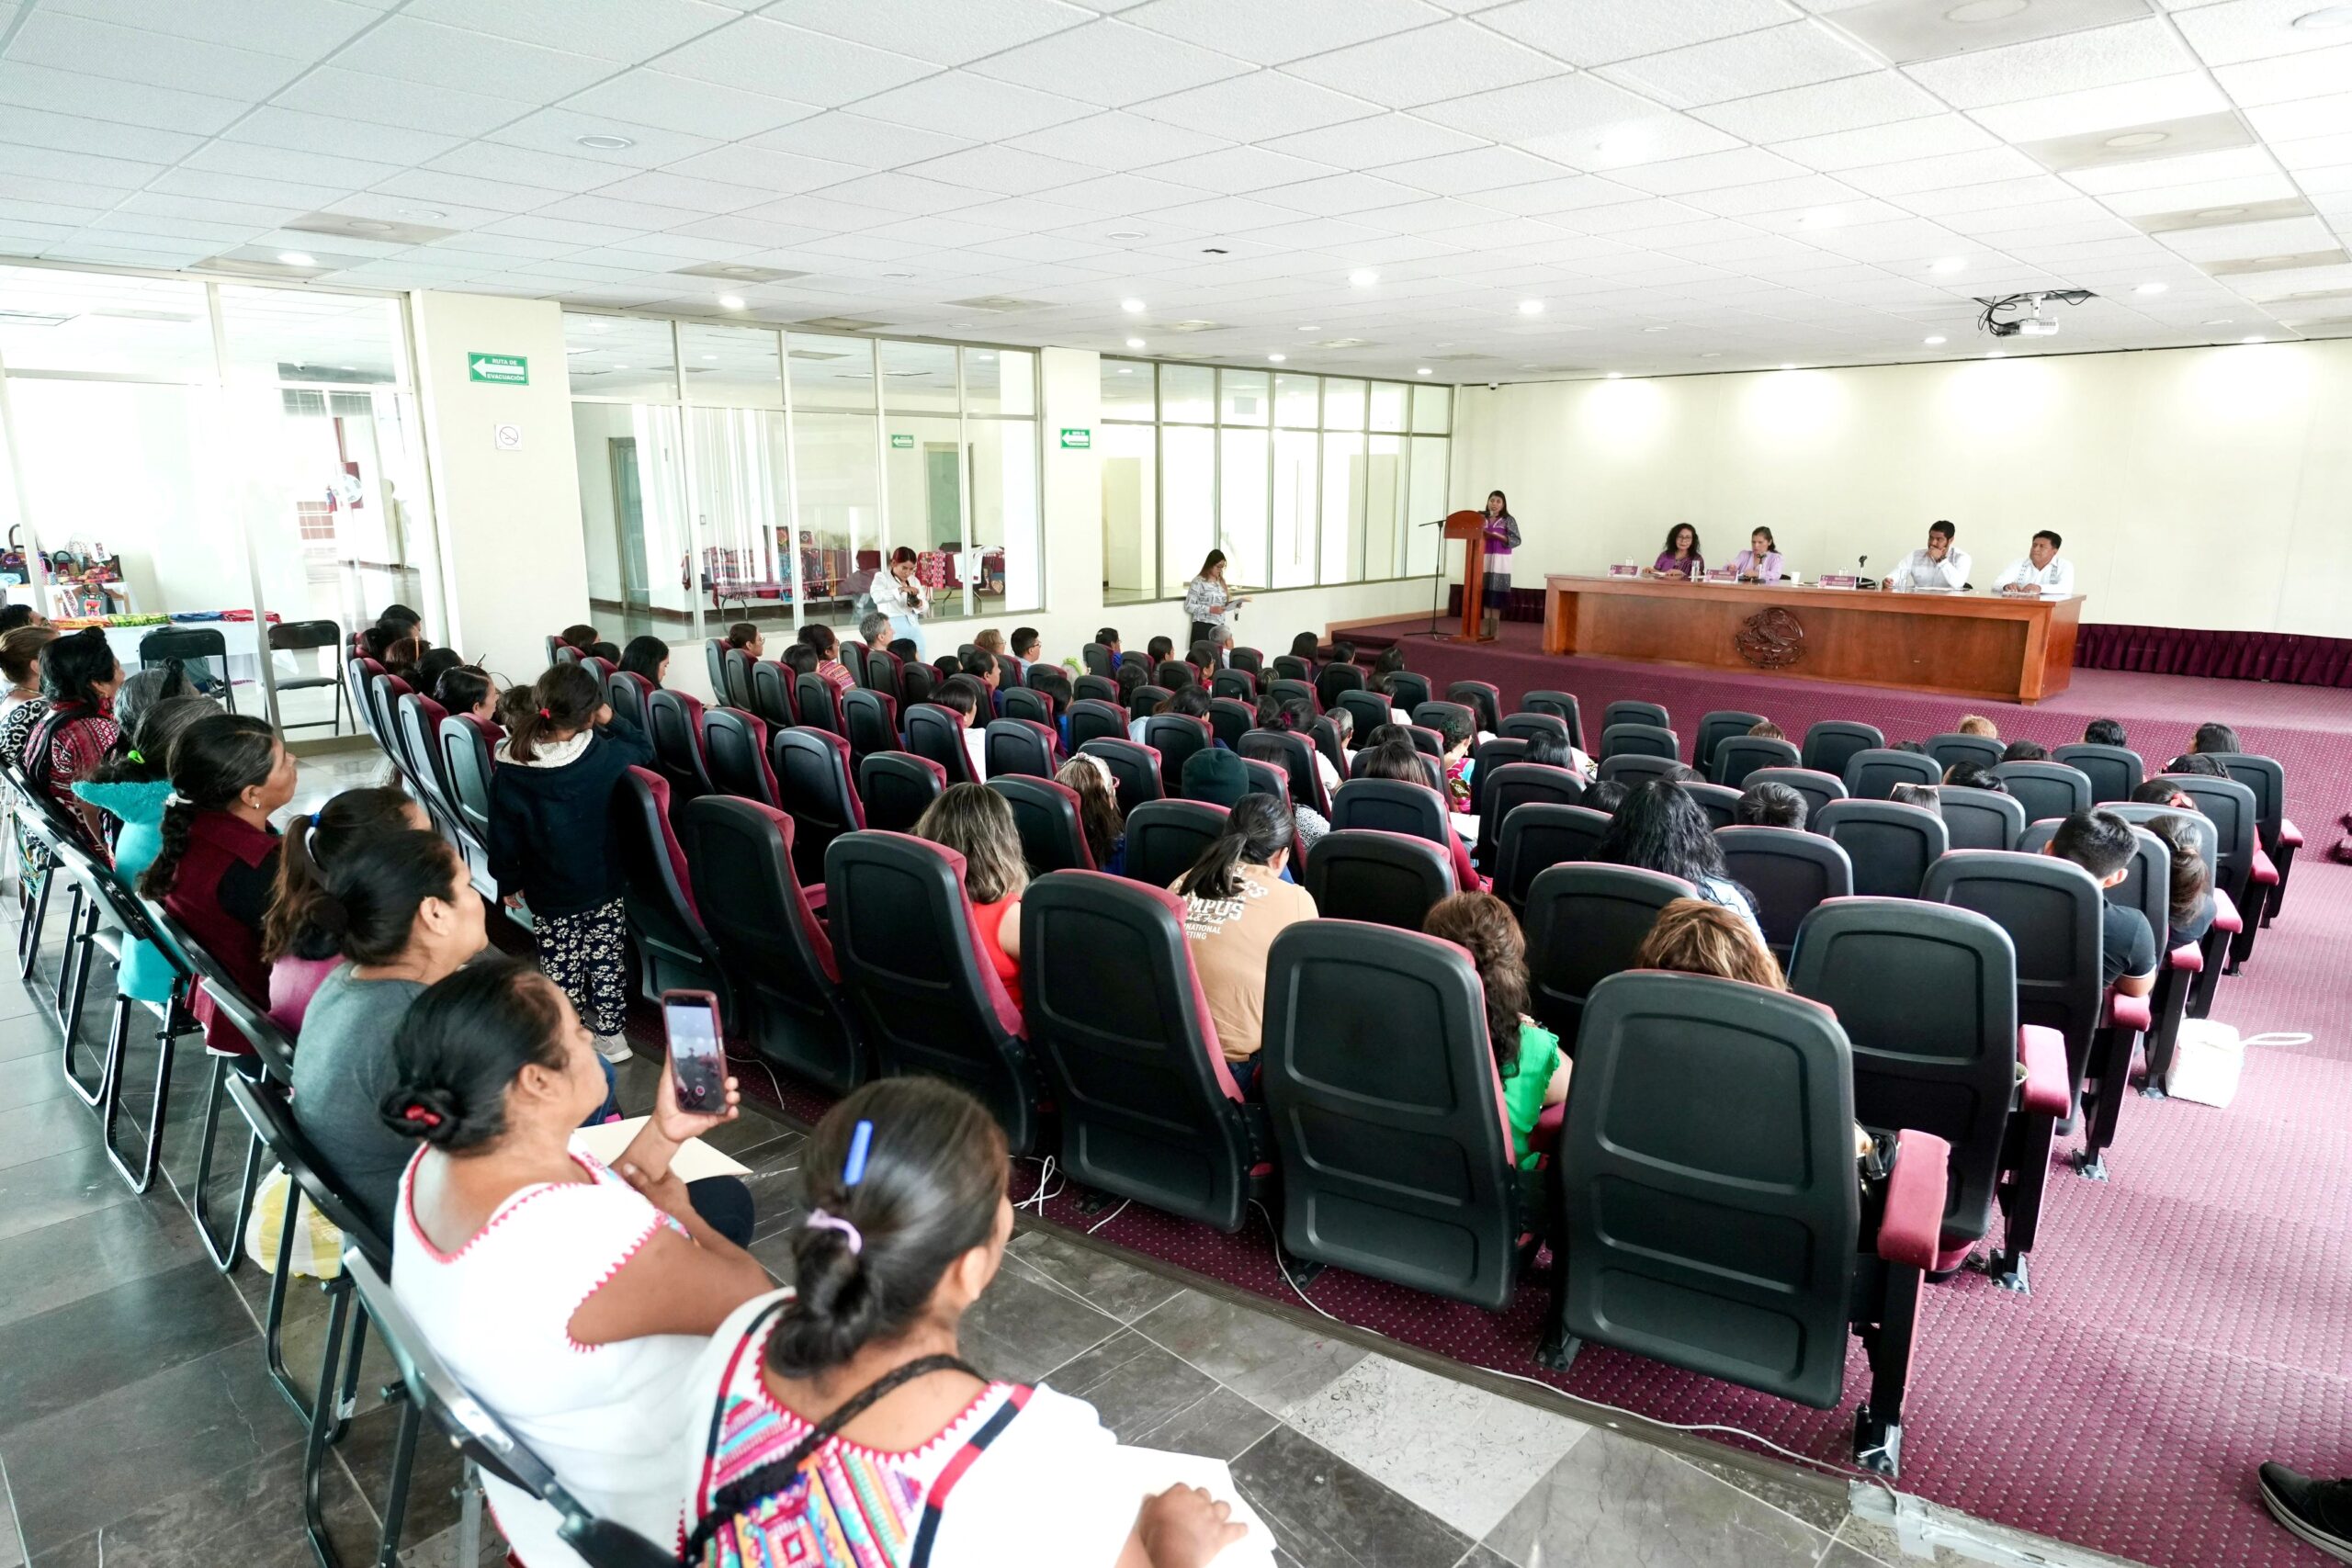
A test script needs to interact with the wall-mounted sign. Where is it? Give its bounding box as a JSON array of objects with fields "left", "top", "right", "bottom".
[
  {"left": 889, "top": 433, "right": 914, "bottom": 448},
  {"left": 1059, "top": 427, "right": 1091, "bottom": 449},
  {"left": 469, "top": 353, "right": 527, "bottom": 384},
  {"left": 492, "top": 423, "right": 522, "bottom": 450}
]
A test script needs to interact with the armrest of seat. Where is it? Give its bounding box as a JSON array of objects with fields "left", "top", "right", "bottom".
[
  {"left": 1876, "top": 1129, "right": 1951, "bottom": 1270},
  {"left": 2167, "top": 942, "right": 2203, "bottom": 974},
  {"left": 2252, "top": 847, "right": 2279, "bottom": 886},
  {"left": 2211, "top": 887, "right": 2242, "bottom": 934},
  {"left": 2018, "top": 1025, "right": 2071, "bottom": 1117},
  {"left": 2281, "top": 818, "right": 2303, "bottom": 849},
  {"left": 2101, "top": 988, "right": 2154, "bottom": 1034}
]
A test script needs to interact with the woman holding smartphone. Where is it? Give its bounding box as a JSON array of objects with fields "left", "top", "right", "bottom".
[
  {"left": 1183, "top": 548, "right": 1244, "bottom": 655},
  {"left": 383, "top": 958, "right": 772, "bottom": 1568},
  {"left": 860, "top": 545, "right": 932, "bottom": 659}
]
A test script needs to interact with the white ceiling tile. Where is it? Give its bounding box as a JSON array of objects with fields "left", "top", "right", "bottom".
[
  {"left": 968, "top": 19, "right": 1251, "bottom": 107},
  {"left": 518, "top": 193, "right": 704, "bottom": 231},
  {"left": 1768, "top": 115, "right": 1994, "bottom": 175},
  {"left": 1243, "top": 170, "right": 1429, "bottom": 217},
  {"left": 2065, "top": 143, "right": 2278, "bottom": 191},
  {"left": 2101, "top": 172, "right": 2301, "bottom": 213},
  {"left": 893, "top": 144, "right": 1106, "bottom": 197},
  {"left": 486, "top": 214, "right": 661, "bottom": 246},
  {"left": 225, "top": 107, "right": 462, "bottom": 165},
  {"left": 2174, "top": 0, "right": 2352, "bottom": 67},
  {"left": 113, "top": 190, "right": 306, "bottom": 227},
  {"left": 1610, "top": 147, "right": 1813, "bottom": 196},
  {"left": 1905, "top": 19, "right": 2198, "bottom": 109},
  {"left": 177, "top": 141, "right": 403, "bottom": 196},
  {"left": 1125, "top": 0, "right": 1444, "bottom": 62},
  {"left": 1845, "top": 147, "right": 2045, "bottom": 196},
  {"left": 373, "top": 168, "right": 572, "bottom": 213},
  {"left": 0, "top": 142, "right": 157, "bottom": 193},
  {"left": 559, "top": 71, "right": 819, "bottom": 141},
  {"left": 588, "top": 169, "right": 778, "bottom": 213},
  {"left": 0, "top": 60, "right": 248, "bottom": 135},
  {"left": 1742, "top": 196, "right": 1914, "bottom": 231},
  {"left": 655, "top": 17, "right": 935, "bottom": 104},
  {"left": 7, "top": 11, "right": 309, "bottom": 99},
  {"left": 1004, "top": 110, "right": 1227, "bottom": 171},
  {"left": 325, "top": 17, "right": 615, "bottom": 100},
  {"left": 1536, "top": 113, "right": 1746, "bottom": 169},
  {"left": 1413, "top": 72, "right": 1659, "bottom": 144},
  {"left": 1133, "top": 69, "right": 1383, "bottom": 139},
  {"left": 1972, "top": 74, "right": 2229, "bottom": 142},
  {"left": 854, "top": 70, "right": 1097, "bottom": 138},
  {"left": 805, "top": 170, "right": 992, "bottom": 217},
  {"left": 1049, "top": 171, "right": 1216, "bottom": 212},
  {"left": 80, "top": 211, "right": 261, "bottom": 243},
  {"left": 403, "top": 0, "right": 734, "bottom": 61},
  {"left": 663, "top": 142, "right": 865, "bottom": 194},
  {"left": 43, "top": 0, "right": 377, "bottom": 55},
  {"left": 1942, "top": 197, "right": 2131, "bottom": 235},
  {"left": 430, "top": 141, "right": 638, "bottom": 195},
  {"left": 145, "top": 166, "right": 357, "bottom": 209},
  {"left": 273, "top": 68, "right": 518, "bottom": 137},
  {"left": 1479, "top": 0, "right": 1793, "bottom": 67},
  {"left": 1474, "top": 174, "right": 1648, "bottom": 215},
  {"left": 2276, "top": 130, "right": 2352, "bottom": 171},
  {"left": 746, "top": 113, "right": 976, "bottom": 172},
  {"left": 1680, "top": 172, "right": 1869, "bottom": 217},
  {"left": 1261, "top": 113, "right": 1483, "bottom": 165},
  {"left": 1378, "top": 144, "right": 1577, "bottom": 195},
  {"left": 916, "top": 194, "right": 1097, "bottom": 232},
  {"left": 2160, "top": 212, "right": 2336, "bottom": 257},
  {"left": 663, "top": 214, "right": 830, "bottom": 247},
  {"left": 1555, "top": 196, "right": 1709, "bottom": 233},
  {"left": 2245, "top": 92, "right": 2352, "bottom": 141},
  {"left": 749, "top": 0, "right": 1088, "bottom": 65},
  {"left": 1141, "top": 145, "right": 1335, "bottom": 193},
  {"left": 2212, "top": 42, "right": 2352, "bottom": 105},
  {"left": 1136, "top": 192, "right": 1311, "bottom": 232},
  {"left": 1283, "top": 20, "right": 1566, "bottom": 107},
  {"left": 1692, "top": 71, "right": 1947, "bottom": 146},
  {"left": 1599, "top": 22, "right": 1881, "bottom": 111},
  {"left": 1899, "top": 174, "right": 2081, "bottom": 214}
]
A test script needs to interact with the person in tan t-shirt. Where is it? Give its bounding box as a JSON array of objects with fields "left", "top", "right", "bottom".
[{"left": 1170, "top": 794, "right": 1316, "bottom": 1099}]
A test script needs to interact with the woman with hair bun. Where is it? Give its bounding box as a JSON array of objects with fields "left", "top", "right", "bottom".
[
  {"left": 675, "top": 1077, "right": 1249, "bottom": 1568},
  {"left": 385, "top": 957, "right": 769, "bottom": 1568},
  {"left": 73, "top": 694, "right": 218, "bottom": 1008},
  {"left": 25, "top": 626, "right": 128, "bottom": 848},
  {"left": 260, "top": 785, "right": 430, "bottom": 1032}
]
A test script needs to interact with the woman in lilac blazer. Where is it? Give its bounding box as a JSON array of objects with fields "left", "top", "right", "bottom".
[{"left": 1733, "top": 527, "right": 1786, "bottom": 583}]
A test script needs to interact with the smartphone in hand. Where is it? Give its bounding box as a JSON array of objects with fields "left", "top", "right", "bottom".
[{"left": 661, "top": 988, "right": 726, "bottom": 1113}]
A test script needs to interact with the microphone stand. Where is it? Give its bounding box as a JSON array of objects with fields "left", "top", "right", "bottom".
[{"left": 1419, "top": 517, "right": 1447, "bottom": 638}]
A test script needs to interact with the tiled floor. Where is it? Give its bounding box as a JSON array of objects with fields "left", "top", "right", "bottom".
[{"left": 0, "top": 817, "right": 2154, "bottom": 1568}]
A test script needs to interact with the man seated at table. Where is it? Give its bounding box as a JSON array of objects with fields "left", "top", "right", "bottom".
[
  {"left": 1992, "top": 530, "right": 2075, "bottom": 598},
  {"left": 1888, "top": 519, "right": 1971, "bottom": 591}
]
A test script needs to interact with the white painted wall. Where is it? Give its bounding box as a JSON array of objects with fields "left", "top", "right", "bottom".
[
  {"left": 410, "top": 291, "right": 588, "bottom": 685},
  {"left": 1451, "top": 339, "right": 2352, "bottom": 637}
]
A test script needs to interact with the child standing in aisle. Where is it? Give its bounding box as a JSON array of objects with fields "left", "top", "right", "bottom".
[{"left": 489, "top": 661, "right": 653, "bottom": 1063}]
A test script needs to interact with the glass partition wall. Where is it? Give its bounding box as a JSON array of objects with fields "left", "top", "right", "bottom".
[
  {"left": 0, "top": 263, "right": 442, "bottom": 745},
  {"left": 566, "top": 312, "right": 1042, "bottom": 654},
  {"left": 1099, "top": 358, "right": 1451, "bottom": 606}
]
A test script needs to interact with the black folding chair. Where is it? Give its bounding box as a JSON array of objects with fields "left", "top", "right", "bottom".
[
  {"left": 269, "top": 619, "right": 346, "bottom": 733},
  {"left": 141, "top": 626, "right": 235, "bottom": 711}
]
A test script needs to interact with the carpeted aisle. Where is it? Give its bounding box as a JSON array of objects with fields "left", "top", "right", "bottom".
[{"left": 705, "top": 633, "right": 2352, "bottom": 1568}]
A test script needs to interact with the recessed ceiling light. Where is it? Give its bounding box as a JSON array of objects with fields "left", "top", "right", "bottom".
[
  {"left": 2195, "top": 208, "right": 2249, "bottom": 221},
  {"left": 1985, "top": 351, "right": 2005, "bottom": 359},
  {"left": 881, "top": 271, "right": 915, "bottom": 279},
  {"left": 613, "top": 364, "right": 629, "bottom": 370},
  {"left": 347, "top": 220, "right": 393, "bottom": 234},
  {"left": 2103, "top": 130, "right": 2169, "bottom": 149},
  {"left": 1946, "top": 0, "right": 2029, "bottom": 20},
  {"left": 576, "top": 133, "right": 635, "bottom": 151},
  {"left": 718, "top": 294, "right": 745, "bottom": 310},
  {"left": 1700, "top": 352, "right": 1722, "bottom": 358},
  {"left": 700, "top": 354, "right": 718, "bottom": 361},
  {"left": 1117, "top": 367, "right": 1133, "bottom": 374},
  {"left": 1120, "top": 298, "right": 1145, "bottom": 312},
  {"left": 1930, "top": 257, "right": 1967, "bottom": 274},
  {"left": 1780, "top": 363, "right": 1797, "bottom": 370},
  {"left": 1125, "top": 337, "right": 1146, "bottom": 349},
  {"left": 2134, "top": 281, "right": 2168, "bottom": 295},
  {"left": 277, "top": 251, "right": 316, "bottom": 266},
  {"left": 1108, "top": 231, "right": 1147, "bottom": 242},
  {"left": 1924, "top": 334, "right": 1948, "bottom": 344},
  {"left": 1518, "top": 299, "right": 1544, "bottom": 315},
  {"left": 2242, "top": 334, "right": 2267, "bottom": 344},
  {"left": 1642, "top": 324, "right": 1669, "bottom": 333},
  {"left": 400, "top": 209, "right": 446, "bottom": 220},
  {"left": 1416, "top": 367, "right": 1432, "bottom": 376},
  {"left": 1296, "top": 324, "right": 1319, "bottom": 333},
  {"left": 340, "top": 365, "right": 355, "bottom": 371},
  {"left": 2204, "top": 318, "right": 2234, "bottom": 325},
  {"left": 1267, "top": 352, "right": 1285, "bottom": 363},
  {"left": 1350, "top": 269, "right": 1378, "bottom": 287},
  {"left": 1605, "top": 371, "right": 1623, "bottom": 379},
  {"left": 2293, "top": 5, "right": 2352, "bottom": 28}
]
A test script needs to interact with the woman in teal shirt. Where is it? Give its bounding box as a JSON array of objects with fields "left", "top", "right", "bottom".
[
  {"left": 72, "top": 686, "right": 218, "bottom": 1003},
  {"left": 1424, "top": 892, "right": 1569, "bottom": 1182}
]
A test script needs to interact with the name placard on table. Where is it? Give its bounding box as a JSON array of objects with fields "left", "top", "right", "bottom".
[
  {"left": 1815, "top": 573, "right": 1860, "bottom": 590},
  {"left": 1705, "top": 566, "right": 1738, "bottom": 582},
  {"left": 1607, "top": 563, "right": 1642, "bottom": 578}
]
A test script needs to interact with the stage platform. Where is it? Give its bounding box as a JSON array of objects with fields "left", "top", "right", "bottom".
[{"left": 1344, "top": 616, "right": 2352, "bottom": 829}]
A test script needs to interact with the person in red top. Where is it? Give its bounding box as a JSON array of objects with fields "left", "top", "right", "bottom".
[
  {"left": 800, "top": 623, "right": 854, "bottom": 695},
  {"left": 24, "top": 627, "right": 125, "bottom": 852},
  {"left": 911, "top": 784, "right": 1025, "bottom": 1009},
  {"left": 139, "top": 712, "right": 300, "bottom": 1054}
]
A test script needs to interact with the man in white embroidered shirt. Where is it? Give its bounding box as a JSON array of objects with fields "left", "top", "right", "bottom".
[
  {"left": 1888, "top": 519, "right": 1972, "bottom": 592},
  {"left": 1993, "top": 529, "right": 2076, "bottom": 598}
]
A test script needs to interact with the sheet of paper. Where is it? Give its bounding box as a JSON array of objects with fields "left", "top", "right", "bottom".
[
  {"left": 569, "top": 1116, "right": 750, "bottom": 1182},
  {"left": 1100, "top": 1448, "right": 1279, "bottom": 1566}
]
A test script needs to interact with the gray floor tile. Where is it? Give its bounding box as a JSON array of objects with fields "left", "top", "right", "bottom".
[
  {"left": 0, "top": 1192, "right": 207, "bottom": 1331},
  {"left": 1227, "top": 1422, "right": 1475, "bottom": 1568},
  {"left": 0, "top": 1340, "right": 308, "bottom": 1554},
  {"left": 1284, "top": 1353, "right": 1589, "bottom": 1541},
  {"left": 399, "top": 1512, "right": 513, "bottom": 1568},
  {"left": 1675, "top": 1447, "right": 1852, "bottom": 1534},
  {"left": 1832, "top": 1512, "right": 1962, "bottom": 1566},
  {"left": 26, "top": 1438, "right": 378, "bottom": 1568},
  {"left": 1010, "top": 1227, "right": 1184, "bottom": 1323},
  {"left": 746, "top": 1225, "right": 799, "bottom": 1284},
  {"left": 1454, "top": 1549, "right": 1515, "bottom": 1568},
  {"left": 1133, "top": 1288, "right": 1367, "bottom": 1419},
  {"left": 1131, "top": 1385, "right": 1282, "bottom": 1465},
  {"left": 0, "top": 1455, "right": 25, "bottom": 1568},
  {"left": 0, "top": 1097, "right": 102, "bottom": 1174},
  {"left": 0, "top": 1054, "right": 63, "bottom": 1113},
  {"left": 1819, "top": 1547, "right": 1885, "bottom": 1568},
  {"left": 0, "top": 1141, "right": 136, "bottom": 1244},
  {"left": 956, "top": 1260, "right": 1122, "bottom": 1384},
  {"left": 1480, "top": 1427, "right": 1832, "bottom": 1568},
  {"left": 0, "top": 1259, "right": 260, "bottom": 1438},
  {"left": 1036, "top": 1326, "right": 1280, "bottom": 1463}
]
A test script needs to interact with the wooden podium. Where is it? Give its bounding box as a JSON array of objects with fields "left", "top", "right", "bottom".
[{"left": 1445, "top": 509, "right": 1490, "bottom": 642}]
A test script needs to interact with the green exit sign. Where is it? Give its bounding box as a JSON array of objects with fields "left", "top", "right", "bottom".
[
  {"left": 1059, "top": 427, "right": 1091, "bottom": 449},
  {"left": 889, "top": 433, "right": 914, "bottom": 449},
  {"left": 468, "top": 353, "right": 527, "bottom": 385}
]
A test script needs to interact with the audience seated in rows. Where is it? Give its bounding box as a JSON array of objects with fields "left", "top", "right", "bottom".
[
  {"left": 2085, "top": 717, "right": 2128, "bottom": 747},
  {"left": 1958, "top": 714, "right": 1999, "bottom": 740},
  {"left": 2044, "top": 809, "right": 2158, "bottom": 994},
  {"left": 803, "top": 625, "right": 854, "bottom": 694},
  {"left": 723, "top": 621, "right": 764, "bottom": 660},
  {"left": 620, "top": 636, "right": 670, "bottom": 688},
  {"left": 1172, "top": 793, "right": 1314, "bottom": 1098},
  {"left": 912, "top": 784, "right": 1025, "bottom": 1006},
  {"left": 1425, "top": 891, "right": 1567, "bottom": 1188},
  {"left": 2149, "top": 813, "right": 2216, "bottom": 952},
  {"left": 1736, "top": 781, "right": 1806, "bottom": 830},
  {"left": 933, "top": 680, "right": 989, "bottom": 777},
  {"left": 435, "top": 664, "right": 500, "bottom": 722},
  {"left": 261, "top": 785, "right": 424, "bottom": 1032},
  {"left": 74, "top": 686, "right": 218, "bottom": 1007},
  {"left": 1057, "top": 752, "right": 1126, "bottom": 874},
  {"left": 2003, "top": 739, "right": 2048, "bottom": 762},
  {"left": 1945, "top": 761, "right": 2004, "bottom": 792},
  {"left": 27, "top": 627, "right": 127, "bottom": 849},
  {"left": 1598, "top": 779, "right": 1763, "bottom": 938}
]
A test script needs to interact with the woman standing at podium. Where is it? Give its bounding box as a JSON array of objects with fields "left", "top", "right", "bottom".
[{"left": 1479, "top": 491, "right": 1519, "bottom": 641}]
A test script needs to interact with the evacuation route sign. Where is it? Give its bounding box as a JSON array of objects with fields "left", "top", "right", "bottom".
[
  {"left": 468, "top": 353, "right": 527, "bottom": 385},
  {"left": 1059, "top": 427, "right": 1091, "bottom": 448}
]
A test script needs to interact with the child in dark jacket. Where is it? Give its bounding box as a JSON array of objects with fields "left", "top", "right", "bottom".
[{"left": 488, "top": 661, "right": 653, "bottom": 1061}]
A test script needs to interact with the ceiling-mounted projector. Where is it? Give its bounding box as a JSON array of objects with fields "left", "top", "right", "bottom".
[{"left": 1975, "top": 290, "right": 2094, "bottom": 339}]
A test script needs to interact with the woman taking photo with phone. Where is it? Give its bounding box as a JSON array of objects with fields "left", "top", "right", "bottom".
[{"left": 859, "top": 545, "right": 933, "bottom": 659}]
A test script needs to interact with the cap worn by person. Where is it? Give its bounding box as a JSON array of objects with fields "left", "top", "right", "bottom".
[{"left": 1182, "top": 746, "right": 1248, "bottom": 808}]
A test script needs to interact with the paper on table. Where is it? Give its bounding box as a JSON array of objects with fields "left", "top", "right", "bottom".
[
  {"left": 1097, "top": 1448, "right": 1278, "bottom": 1567},
  {"left": 569, "top": 1116, "right": 751, "bottom": 1183}
]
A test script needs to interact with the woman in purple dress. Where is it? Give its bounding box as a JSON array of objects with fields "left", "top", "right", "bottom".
[
  {"left": 1650, "top": 523, "right": 1703, "bottom": 581},
  {"left": 1480, "top": 491, "right": 1519, "bottom": 640}
]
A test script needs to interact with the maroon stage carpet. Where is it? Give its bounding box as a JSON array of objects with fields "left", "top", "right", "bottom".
[{"left": 701, "top": 626, "right": 2352, "bottom": 1568}]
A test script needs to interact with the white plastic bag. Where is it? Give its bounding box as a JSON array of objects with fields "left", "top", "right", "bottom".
[
  {"left": 2165, "top": 1025, "right": 2310, "bottom": 1108},
  {"left": 243, "top": 1165, "right": 345, "bottom": 1277}
]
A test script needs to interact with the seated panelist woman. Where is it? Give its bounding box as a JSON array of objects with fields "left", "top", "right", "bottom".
[
  {"left": 1647, "top": 523, "right": 1703, "bottom": 581},
  {"left": 1732, "top": 527, "right": 1785, "bottom": 583}
]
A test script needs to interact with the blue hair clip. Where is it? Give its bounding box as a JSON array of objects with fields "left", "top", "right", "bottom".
[{"left": 842, "top": 1119, "right": 873, "bottom": 1187}]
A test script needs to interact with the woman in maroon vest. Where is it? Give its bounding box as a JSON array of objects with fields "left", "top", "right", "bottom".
[{"left": 139, "top": 712, "right": 299, "bottom": 1053}]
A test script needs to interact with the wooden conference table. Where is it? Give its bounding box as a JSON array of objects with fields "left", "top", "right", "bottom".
[{"left": 1540, "top": 573, "right": 2084, "bottom": 704}]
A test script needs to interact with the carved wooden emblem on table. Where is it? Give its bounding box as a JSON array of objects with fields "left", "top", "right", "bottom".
[{"left": 1736, "top": 607, "right": 1805, "bottom": 669}]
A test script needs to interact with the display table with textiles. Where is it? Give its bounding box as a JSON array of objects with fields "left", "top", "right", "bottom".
[{"left": 1540, "top": 574, "right": 2084, "bottom": 704}]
